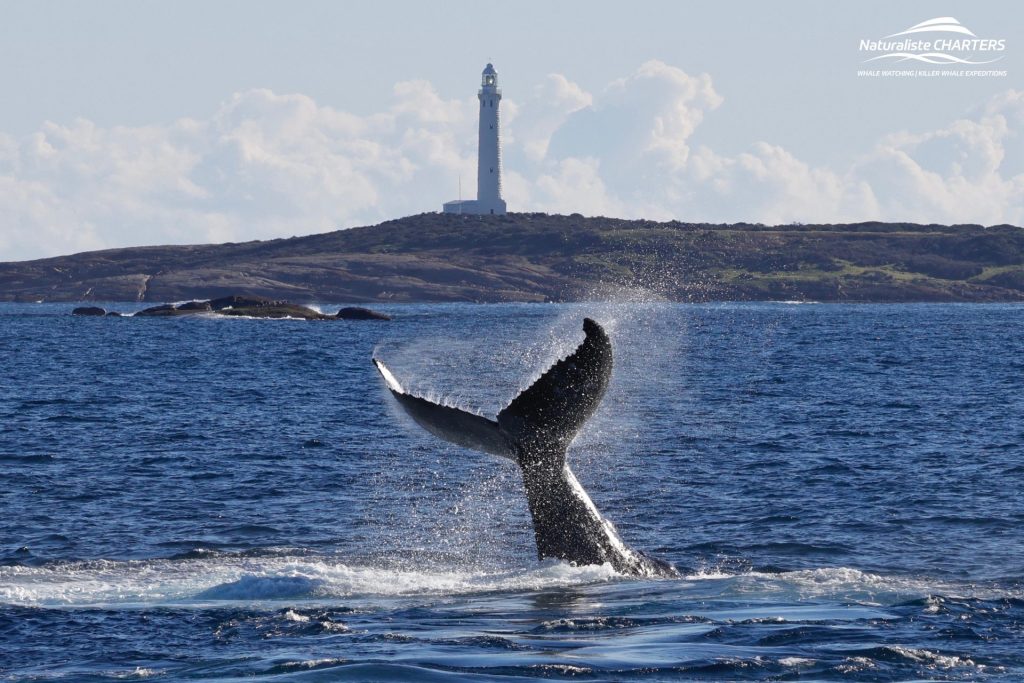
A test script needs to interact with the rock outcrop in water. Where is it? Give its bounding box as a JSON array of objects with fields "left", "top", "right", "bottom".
[
  {"left": 135, "top": 296, "right": 334, "bottom": 320},
  {"left": 72, "top": 306, "right": 106, "bottom": 316},
  {"left": 337, "top": 306, "right": 392, "bottom": 320},
  {"left": 81, "top": 296, "right": 392, "bottom": 320},
  {"left": 7, "top": 213, "right": 1024, "bottom": 303}
]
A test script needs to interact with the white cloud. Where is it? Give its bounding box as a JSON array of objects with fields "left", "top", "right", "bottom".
[
  {"left": 525, "top": 157, "right": 625, "bottom": 217},
  {"left": 546, "top": 61, "right": 722, "bottom": 195},
  {"left": 0, "top": 85, "right": 480, "bottom": 259},
  {"left": 0, "top": 64, "right": 1021, "bottom": 261},
  {"left": 541, "top": 62, "right": 1022, "bottom": 227},
  {"left": 848, "top": 94, "right": 1024, "bottom": 225},
  {"left": 505, "top": 73, "right": 592, "bottom": 163}
]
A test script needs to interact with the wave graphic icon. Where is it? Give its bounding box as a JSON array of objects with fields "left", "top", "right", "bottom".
[
  {"left": 885, "top": 17, "right": 976, "bottom": 39},
  {"left": 865, "top": 52, "right": 1002, "bottom": 65}
]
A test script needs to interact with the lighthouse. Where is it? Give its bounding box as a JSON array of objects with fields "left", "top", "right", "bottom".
[{"left": 443, "top": 63, "right": 507, "bottom": 215}]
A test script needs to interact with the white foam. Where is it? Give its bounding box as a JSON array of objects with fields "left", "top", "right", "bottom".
[
  {"left": 886, "top": 646, "right": 976, "bottom": 669},
  {"left": 836, "top": 656, "right": 876, "bottom": 673},
  {"left": 7, "top": 554, "right": 1013, "bottom": 611},
  {"left": 276, "top": 658, "right": 346, "bottom": 672},
  {"left": 717, "top": 566, "right": 1021, "bottom": 604},
  {"left": 684, "top": 569, "right": 736, "bottom": 580},
  {"left": 0, "top": 555, "right": 621, "bottom": 607},
  {"left": 110, "top": 667, "right": 162, "bottom": 679},
  {"left": 778, "top": 657, "right": 815, "bottom": 666}
]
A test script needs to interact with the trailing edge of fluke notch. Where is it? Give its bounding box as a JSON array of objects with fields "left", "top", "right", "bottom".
[{"left": 372, "top": 318, "right": 677, "bottom": 578}]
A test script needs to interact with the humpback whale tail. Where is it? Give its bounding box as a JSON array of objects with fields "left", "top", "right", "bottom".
[
  {"left": 373, "top": 318, "right": 610, "bottom": 462},
  {"left": 373, "top": 318, "right": 676, "bottom": 578}
]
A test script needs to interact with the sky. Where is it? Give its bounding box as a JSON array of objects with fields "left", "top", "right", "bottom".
[{"left": 1, "top": 0, "right": 1022, "bottom": 260}]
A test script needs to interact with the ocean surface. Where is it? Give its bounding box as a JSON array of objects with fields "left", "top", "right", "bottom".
[{"left": 1, "top": 301, "right": 1022, "bottom": 681}]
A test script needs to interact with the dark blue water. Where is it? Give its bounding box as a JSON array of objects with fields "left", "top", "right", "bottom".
[{"left": 1, "top": 302, "right": 1022, "bottom": 681}]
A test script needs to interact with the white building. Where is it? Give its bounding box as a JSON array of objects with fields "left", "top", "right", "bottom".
[{"left": 443, "top": 63, "right": 507, "bottom": 215}]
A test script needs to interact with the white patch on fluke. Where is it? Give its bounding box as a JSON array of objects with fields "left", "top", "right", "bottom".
[{"left": 373, "top": 359, "right": 405, "bottom": 394}]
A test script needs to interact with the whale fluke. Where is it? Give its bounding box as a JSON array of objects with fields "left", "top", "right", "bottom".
[
  {"left": 373, "top": 318, "right": 677, "bottom": 577},
  {"left": 372, "top": 358, "right": 514, "bottom": 460},
  {"left": 497, "top": 318, "right": 612, "bottom": 456}
]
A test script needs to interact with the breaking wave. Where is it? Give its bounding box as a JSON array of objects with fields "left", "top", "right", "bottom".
[
  {"left": 0, "top": 554, "right": 622, "bottom": 607},
  {"left": 3, "top": 555, "right": 1016, "bottom": 609}
]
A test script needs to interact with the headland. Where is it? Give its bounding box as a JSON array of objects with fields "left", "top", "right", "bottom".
[{"left": 2, "top": 213, "right": 1023, "bottom": 303}]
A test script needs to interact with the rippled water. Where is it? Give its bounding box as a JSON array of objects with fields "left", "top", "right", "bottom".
[{"left": 1, "top": 302, "right": 1022, "bottom": 681}]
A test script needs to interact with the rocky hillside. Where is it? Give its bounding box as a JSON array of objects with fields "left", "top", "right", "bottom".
[{"left": 2, "top": 213, "right": 1023, "bottom": 303}]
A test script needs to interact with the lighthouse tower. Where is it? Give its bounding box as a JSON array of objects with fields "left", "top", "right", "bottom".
[{"left": 443, "top": 63, "right": 507, "bottom": 215}]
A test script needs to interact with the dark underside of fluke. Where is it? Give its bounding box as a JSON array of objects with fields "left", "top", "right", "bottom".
[{"left": 373, "top": 318, "right": 677, "bottom": 578}]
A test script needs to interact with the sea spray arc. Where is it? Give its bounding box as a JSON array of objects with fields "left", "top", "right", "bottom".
[{"left": 372, "top": 318, "right": 678, "bottom": 578}]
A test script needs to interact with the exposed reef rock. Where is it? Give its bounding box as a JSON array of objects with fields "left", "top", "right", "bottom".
[
  {"left": 337, "top": 306, "right": 392, "bottom": 320},
  {"left": 135, "top": 304, "right": 177, "bottom": 316},
  {"left": 72, "top": 306, "right": 106, "bottom": 316},
  {"left": 176, "top": 300, "right": 212, "bottom": 312},
  {"left": 208, "top": 295, "right": 273, "bottom": 310}
]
